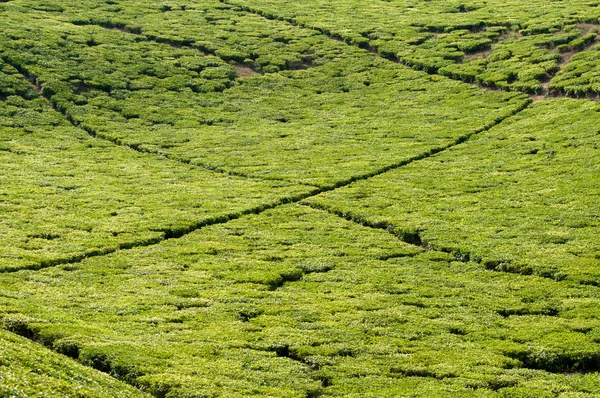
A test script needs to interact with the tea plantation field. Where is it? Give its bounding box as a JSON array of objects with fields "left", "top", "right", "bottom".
[{"left": 0, "top": 0, "right": 599, "bottom": 397}]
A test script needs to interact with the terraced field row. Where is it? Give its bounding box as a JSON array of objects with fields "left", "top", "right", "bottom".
[
  {"left": 3, "top": 204, "right": 600, "bottom": 397},
  {"left": 0, "top": 2, "right": 528, "bottom": 272},
  {"left": 0, "top": 0, "right": 599, "bottom": 397},
  {"left": 225, "top": 0, "right": 600, "bottom": 97}
]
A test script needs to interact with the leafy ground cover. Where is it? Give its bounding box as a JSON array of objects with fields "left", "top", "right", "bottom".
[
  {"left": 0, "top": 329, "right": 149, "bottom": 397},
  {"left": 0, "top": 58, "right": 312, "bottom": 272},
  {"left": 0, "top": 0, "right": 599, "bottom": 397},
  {"left": 226, "top": 0, "right": 600, "bottom": 95},
  {"left": 0, "top": 4, "right": 528, "bottom": 186},
  {"left": 10, "top": 0, "right": 340, "bottom": 74},
  {"left": 550, "top": 46, "right": 600, "bottom": 97},
  {"left": 2, "top": 205, "right": 600, "bottom": 397},
  {"left": 306, "top": 99, "right": 600, "bottom": 283}
]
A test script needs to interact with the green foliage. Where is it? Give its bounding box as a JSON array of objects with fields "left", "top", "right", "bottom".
[
  {"left": 550, "top": 48, "right": 600, "bottom": 96},
  {"left": 0, "top": 58, "right": 311, "bottom": 272},
  {"left": 2, "top": 205, "right": 600, "bottom": 396},
  {"left": 0, "top": 1, "right": 600, "bottom": 397},
  {"left": 0, "top": 9, "right": 528, "bottom": 186},
  {"left": 439, "top": 32, "right": 567, "bottom": 93},
  {"left": 0, "top": 329, "right": 148, "bottom": 397},
  {"left": 307, "top": 99, "right": 600, "bottom": 282},
  {"left": 227, "top": 0, "right": 600, "bottom": 94}
]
